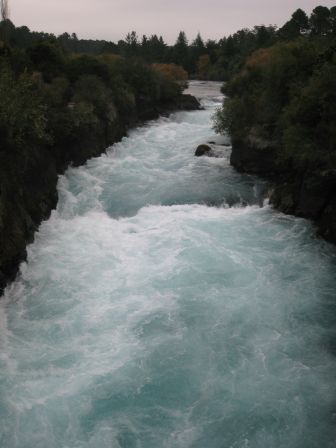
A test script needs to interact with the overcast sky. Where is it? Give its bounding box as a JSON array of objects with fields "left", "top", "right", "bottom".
[{"left": 10, "top": 1, "right": 336, "bottom": 43}]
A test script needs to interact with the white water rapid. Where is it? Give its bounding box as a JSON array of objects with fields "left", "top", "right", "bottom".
[{"left": 0, "top": 82, "right": 336, "bottom": 448}]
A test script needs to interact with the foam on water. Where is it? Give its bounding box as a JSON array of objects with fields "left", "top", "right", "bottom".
[{"left": 0, "top": 82, "right": 336, "bottom": 448}]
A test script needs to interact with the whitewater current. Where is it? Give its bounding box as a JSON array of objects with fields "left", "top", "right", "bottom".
[{"left": 1, "top": 81, "right": 336, "bottom": 448}]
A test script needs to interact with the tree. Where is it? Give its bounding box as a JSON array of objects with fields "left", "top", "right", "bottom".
[
  {"left": 278, "top": 8, "right": 309, "bottom": 39},
  {"left": 124, "top": 31, "right": 139, "bottom": 57},
  {"left": 152, "top": 63, "right": 187, "bottom": 82},
  {"left": 142, "top": 34, "right": 167, "bottom": 63},
  {"left": 254, "top": 25, "right": 273, "bottom": 46},
  {"left": 310, "top": 6, "right": 331, "bottom": 35},
  {"left": 197, "top": 54, "right": 211, "bottom": 79},
  {"left": 329, "top": 6, "right": 336, "bottom": 34},
  {"left": 0, "top": 66, "right": 50, "bottom": 149},
  {"left": 12, "top": 25, "right": 31, "bottom": 48},
  {"left": 222, "top": 36, "right": 236, "bottom": 58},
  {"left": 205, "top": 39, "right": 218, "bottom": 64},
  {"left": 66, "top": 55, "right": 110, "bottom": 83},
  {"left": 190, "top": 32, "right": 206, "bottom": 73},
  {"left": 292, "top": 8, "right": 309, "bottom": 34},
  {"left": 151, "top": 63, "right": 187, "bottom": 99},
  {"left": 125, "top": 30, "right": 138, "bottom": 46},
  {"left": 72, "top": 74, "right": 112, "bottom": 118},
  {"left": 0, "top": 0, "right": 10, "bottom": 43},
  {"left": 192, "top": 33, "right": 205, "bottom": 51},
  {"left": 28, "top": 41, "right": 65, "bottom": 81},
  {"left": 173, "top": 31, "right": 189, "bottom": 71}
]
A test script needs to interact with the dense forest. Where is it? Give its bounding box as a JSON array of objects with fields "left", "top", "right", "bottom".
[{"left": 214, "top": 5, "right": 336, "bottom": 242}]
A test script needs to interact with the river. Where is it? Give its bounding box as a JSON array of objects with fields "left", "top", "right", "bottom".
[{"left": 0, "top": 81, "right": 336, "bottom": 447}]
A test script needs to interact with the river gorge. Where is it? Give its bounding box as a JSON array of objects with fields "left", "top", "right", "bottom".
[{"left": 0, "top": 82, "right": 335, "bottom": 448}]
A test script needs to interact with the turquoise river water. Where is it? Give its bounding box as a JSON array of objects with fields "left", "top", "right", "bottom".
[{"left": 0, "top": 82, "right": 336, "bottom": 448}]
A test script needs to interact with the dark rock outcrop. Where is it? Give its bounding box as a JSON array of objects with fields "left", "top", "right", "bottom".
[
  {"left": 155, "top": 94, "right": 201, "bottom": 117},
  {"left": 318, "top": 196, "right": 336, "bottom": 242},
  {"left": 178, "top": 94, "right": 202, "bottom": 111},
  {"left": 230, "top": 137, "right": 336, "bottom": 244},
  {"left": 270, "top": 170, "right": 336, "bottom": 243},
  {"left": 230, "top": 137, "right": 278, "bottom": 175},
  {"left": 195, "top": 144, "right": 212, "bottom": 157},
  {"left": 0, "top": 146, "right": 59, "bottom": 292}
]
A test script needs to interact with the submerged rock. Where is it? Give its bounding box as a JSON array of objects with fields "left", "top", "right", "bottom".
[
  {"left": 195, "top": 144, "right": 212, "bottom": 157},
  {"left": 179, "top": 94, "right": 202, "bottom": 110}
]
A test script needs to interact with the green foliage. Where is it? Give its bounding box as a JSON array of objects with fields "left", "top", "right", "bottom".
[
  {"left": 0, "top": 65, "right": 50, "bottom": 150},
  {"left": 279, "top": 56, "right": 336, "bottom": 169},
  {"left": 66, "top": 55, "right": 110, "bottom": 83},
  {"left": 0, "top": 24, "right": 187, "bottom": 159},
  {"left": 310, "top": 6, "right": 331, "bottom": 35},
  {"left": 3, "top": 4, "right": 336, "bottom": 81},
  {"left": 213, "top": 102, "right": 232, "bottom": 135},
  {"left": 72, "top": 74, "right": 113, "bottom": 117},
  {"left": 214, "top": 30, "right": 336, "bottom": 174},
  {"left": 213, "top": 25, "right": 277, "bottom": 81},
  {"left": 27, "top": 40, "right": 65, "bottom": 80},
  {"left": 278, "top": 9, "right": 310, "bottom": 39},
  {"left": 173, "top": 31, "right": 190, "bottom": 71},
  {"left": 68, "top": 101, "right": 98, "bottom": 128},
  {"left": 42, "top": 76, "right": 70, "bottom": 107},
  {"left": 151, "top": 63, "right": 187, "bottom": 99}
]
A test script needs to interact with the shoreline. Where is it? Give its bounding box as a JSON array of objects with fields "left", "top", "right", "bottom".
[{"left": 230, "top": 138, "right": 336, "bottom": 245}]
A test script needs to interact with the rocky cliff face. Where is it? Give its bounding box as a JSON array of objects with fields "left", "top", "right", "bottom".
[
  {"left": 230, "top": 138, "right": 336, "bottom": 244},
  {"left": 0, "top": 94, "right": 201, "bottom": 294},
  {"left": 230, "top": 137, "right": 278, "bottom": 176},
  {"left": 0, "top": 147, "right": 58, "bottom": 290}
]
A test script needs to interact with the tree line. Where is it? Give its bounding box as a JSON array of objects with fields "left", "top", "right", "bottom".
[
  {"left": 0, "top": 21, "right": 278, "bottom": 80},
  {"left": 0, "top": 5, "right": 334, "bottom": 80}
]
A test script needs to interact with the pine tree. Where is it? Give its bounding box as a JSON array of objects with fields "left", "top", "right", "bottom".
[
  {"left": 310, "top": 6, "right": 331, "bottom": 35},
  {"left": 173, "top": 31, "right": 189, "bottom": 71}
]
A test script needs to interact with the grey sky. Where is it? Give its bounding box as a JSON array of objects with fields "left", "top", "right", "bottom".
[{"left": 10, "top": 1, "right": 336, "bottom": 43}]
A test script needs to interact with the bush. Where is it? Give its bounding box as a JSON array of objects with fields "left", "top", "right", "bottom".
[
  {"left": 214, "top": 36, "right": 336, "bottom": 173},
  {"left": 0, "top": 65, "right": 50, "bottom": 150}
]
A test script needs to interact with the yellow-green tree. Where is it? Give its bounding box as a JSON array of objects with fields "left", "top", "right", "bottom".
[{"left": 197, "top": 54, "right": 211, "bottom": 79}]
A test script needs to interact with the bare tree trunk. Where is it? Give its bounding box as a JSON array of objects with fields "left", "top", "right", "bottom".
[
  {"left": 0, "top": 0, "right": 9, "bottom": 43},
  {"left": 1, "top": 0, "right": 9, "bottom": 21}
]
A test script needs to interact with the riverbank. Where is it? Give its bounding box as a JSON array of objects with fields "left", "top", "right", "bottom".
[
  {"left": 0, "top": 92, "right": 200, "bottom": 294},
  {"left": 213, "top": 35, "right": 336, "bottom": 244},
  {"left": 230, "top": 138, "right": 336, "bottom": 244}
]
